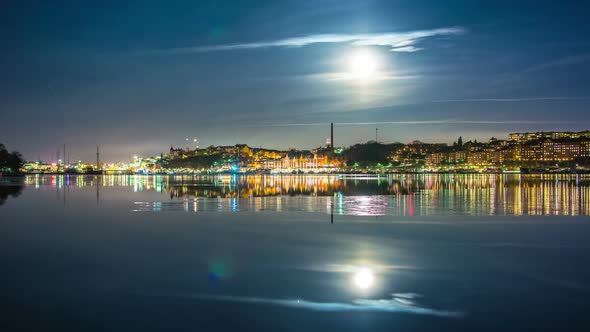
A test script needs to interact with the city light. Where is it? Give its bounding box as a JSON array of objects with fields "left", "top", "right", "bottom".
[{"left": 14, "top": 130, "right": 590, "bottom": 175}]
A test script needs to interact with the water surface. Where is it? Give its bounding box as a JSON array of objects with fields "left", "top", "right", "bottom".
[{"left": 1, "top": 174, "right": 589, "bottom": 331}]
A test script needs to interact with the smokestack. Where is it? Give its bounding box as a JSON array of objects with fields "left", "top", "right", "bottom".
[{"left": 330, "top": 122, "right": 334, "bottom": 153}]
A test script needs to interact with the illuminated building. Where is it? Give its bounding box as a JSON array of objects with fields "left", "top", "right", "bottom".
[
  {"left": 508, "top": 130, "right": 590, "bottom": 143},
  {"left": 520, "top": 138, "right": 590, "bottom": 162},
  {"left": 426, "top": 152, "right": 449, "bottom": 165}
]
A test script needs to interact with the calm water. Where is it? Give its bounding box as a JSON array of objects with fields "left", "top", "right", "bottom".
[{"left": 1, "top": 174, "right": 590, "bottom": 331}]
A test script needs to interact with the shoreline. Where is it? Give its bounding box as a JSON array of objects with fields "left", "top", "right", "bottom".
[{"left": 6, "top": 171, "right": 590, "bottom": 176}]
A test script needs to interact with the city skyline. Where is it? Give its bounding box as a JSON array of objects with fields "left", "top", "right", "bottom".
[
  {"left": 13, "top": 127, "right": 590, "bottom": 165},
  {"left": 15, "top": 129, "right": 590, "bottom": 176},
  {"left": 2, "top": 0, "right": 590, "bottom": 162}
]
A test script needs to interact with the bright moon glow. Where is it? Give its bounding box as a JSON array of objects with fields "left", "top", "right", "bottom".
[
  {"left": 353, "top": 268, "right": 375, "bottom": 290},
  {"left": 349, "top": 51, "right": 378, "bottom": 80}
]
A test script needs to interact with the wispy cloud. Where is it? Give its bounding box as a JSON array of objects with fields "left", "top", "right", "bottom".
[
  {"left": 390, "top": 46, "right": 423, "bottom": 52},
  {"left": 302, "top": 263, "right": 417, "bottom": 274},
  {"left": 169, "top": 293, "right": 463, "bottom": 317},
  {"left": 152, "top": 27, "right": 464, "bottom": 54},
  {"left": 240, "top": 120, "right": 585, "bottom": 128},
  {"left": 524, "top": 53, "right": 590, "bottom": 73},
  {"left": 433, "top": 97, "right": 590, "bottom": 103},
  {"left": 303, "top": 72, "right": 419, "bottom": 82},
  {"left": 475, "top": 242, "right": 583, "bottom": 249},
  {"left": 489, "top": 53, "right": 590, "bottom": 88}
]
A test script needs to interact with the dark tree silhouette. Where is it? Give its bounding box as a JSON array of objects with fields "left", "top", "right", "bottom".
[
  {"left": 341, "top": 142, "right": 403, "bottom": 165},
  {"left": 0, "top": 143, "right": 25, "bottom": 173}
]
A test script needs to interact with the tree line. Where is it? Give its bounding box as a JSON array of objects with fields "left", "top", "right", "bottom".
[{"left": 0, "top": 143, "right": 25, "bottom": 173}]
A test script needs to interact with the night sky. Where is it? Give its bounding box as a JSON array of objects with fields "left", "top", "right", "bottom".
[{"left": 2, "top": 0, "right": 590, "bottom": 162}]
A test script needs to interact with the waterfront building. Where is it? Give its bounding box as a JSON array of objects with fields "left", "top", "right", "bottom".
[
  {"left": 508, "top": 131, "right": 590, "bottom": 143},
  {"left": 520, "top": 138, "right": 590, "bottom": 162}
]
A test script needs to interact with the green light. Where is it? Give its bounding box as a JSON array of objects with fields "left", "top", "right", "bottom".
[{"left": 211, "top": 262, "right": 226, "bottom": 277}]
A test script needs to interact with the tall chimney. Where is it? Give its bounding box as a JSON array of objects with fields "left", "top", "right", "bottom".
[{"left": 330, "top": 122, "right": 334, "bottom": 153}]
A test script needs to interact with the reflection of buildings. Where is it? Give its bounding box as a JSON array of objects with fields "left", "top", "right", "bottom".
[
  {"left": 22, "top": 174, "right": 590, "bottom": 216},
  {"left": 165, "top": 175, "right": 392, "bottom": 198}
]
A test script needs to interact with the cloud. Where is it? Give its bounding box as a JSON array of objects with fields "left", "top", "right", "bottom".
[
  {"left": 524, "top": 53, "right": 590, "bottom": 73},
  {"left": 491, "top": 53, "right": 590, "bottom": 87},
  {"left": 475, "top": 242, "right": 583, "bottom": 249},
  {"left": 393, "top": 293, "right": 422, "bottom": 299},
  {"left": 391, "top": 46, "right": 423, "bottom": 52},
  {"left": 303, "top": 72, "right": 419, "bottom": 82},
  {"left": 240, "top": 120, "right": 586, "bottom": 128},
  {"left": 152, "top": 27, "right": 464, "bottom": 54},
  {"left": 432, "top": 97, "right": 590, "bottom": 103},
  {"left": 175, "top": 293, "right": 463, "bottom": 317},
  {"left": 302, "top": 263, "right": 417, "bottom": 273}
]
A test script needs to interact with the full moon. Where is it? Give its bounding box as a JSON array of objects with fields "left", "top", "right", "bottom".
[
  {"left": 349, "top": 51, "right": 377, "bottom": 81},
  {"left": 353, "top": 268, "right": 375, "bottom": 290}
]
